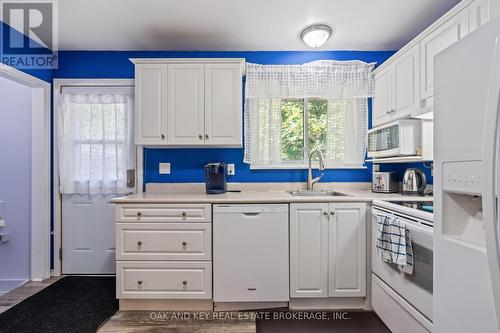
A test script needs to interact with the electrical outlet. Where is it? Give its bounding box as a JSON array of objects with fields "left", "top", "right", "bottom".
[
  {"left": 227, "top": 164, "right": 235, "bottom": 176},
  {"left": 159, "top": 163, "right": 171, "bottom": 174}
]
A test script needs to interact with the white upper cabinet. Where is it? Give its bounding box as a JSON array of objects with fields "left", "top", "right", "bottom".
[
  {"left": 371, "top": 0, "right": 498, "bottom": 127},
  {"left": 420, "top": 8, "right": 469, "bottom": 110},
  {"left": 134, "top": 64, "right": 167, "bottom": 145},
  {"left": 132, "top": 58, "right": 244, "bottom": 147},
  {"left": 167, "top": 64, "right": 205, "bottom": 145},
  {"left": 372, "top": 45, "right": 420, "bottom": 127},
  {"left": 372, "top": 67, "right": 393, "bottom": 127},
  {"left": 204, "top": 63, "right": 243, "bottom": 146},
  {"left": 328, "top": 203, "right": 366, "bottom": 297}
]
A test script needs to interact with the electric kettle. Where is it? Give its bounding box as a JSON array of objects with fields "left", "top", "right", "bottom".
[{"left": 402, "top": 168, "right": 427, "bottom": 196}]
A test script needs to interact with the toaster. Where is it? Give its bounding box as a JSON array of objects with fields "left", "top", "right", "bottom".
[{"left": 372, "top": 171, "right": 399, "bottom": 193}]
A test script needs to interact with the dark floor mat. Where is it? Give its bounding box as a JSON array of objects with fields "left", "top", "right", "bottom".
[{"left": 0, "top": 276, "right": 118, "bottom": 333}]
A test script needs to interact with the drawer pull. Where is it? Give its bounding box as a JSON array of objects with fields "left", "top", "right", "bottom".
[
  {"left": 323, "top": 211, "right": 328, "bottom": 216},
  {"left": 136, "top": 212, "right": 142, "bottom": 217},
  {"left": 330, "top": 211, "right": 336, "bottom": 216},
  {"left": 137, "top": 280, "right": 143, "bottom": 286},
  {"left": 182, "top": 280, "right": 188, "bottom": 286},
  {"left": 137, "top": 240, "right": 143, "bottom": 247},
  {"left": 181, "top": 212, "right": 187, "bottom": 217},
  {"left": 182, "top": 241, "right": 187, "bottom": 247}
]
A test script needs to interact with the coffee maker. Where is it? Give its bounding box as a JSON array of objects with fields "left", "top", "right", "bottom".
[{"left": 204, "top": 162, "right": 227, "bottom": 194}]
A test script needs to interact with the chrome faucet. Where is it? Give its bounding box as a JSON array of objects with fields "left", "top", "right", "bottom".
[{"left": 307, "top": 149, "right": 325, "bottom": 190}]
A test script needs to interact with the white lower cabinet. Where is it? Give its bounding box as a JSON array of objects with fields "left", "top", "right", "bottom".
[
  {"left": 290, "top": 202, "right": 367, "bottom": 299},
  {"left": 115, "top": 204, "right": 212, "bottom": 301}
]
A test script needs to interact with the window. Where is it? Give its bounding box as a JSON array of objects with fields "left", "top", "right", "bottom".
[
  {"left": 244, "top": 61, "right": 374, "bottom": 169},
  {"left": 59, "top": 87, "right": 135, "bottom": 194},
  {"left": 248, "top": 96, "right": 367, "bottom": 168}
]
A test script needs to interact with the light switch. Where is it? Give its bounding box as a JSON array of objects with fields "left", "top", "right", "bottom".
[
  {"left": 159, "top": 163, "right": 171, "bottom": 174},
  {"left": 227, "top": 164, "right": 235, "bottom": 176}
]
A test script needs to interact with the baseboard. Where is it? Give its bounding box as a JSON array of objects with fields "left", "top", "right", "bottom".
[
  {"left": 289, "top": 297, "right": 370, "bottom": 310},
  {"left": 119, "top": 299, "right": 214, "bottom": 311},
  {"left": 0, "top": 279, "right": 28, "bottom": 295},
  {"left": 214, "top": 301, "right": 288, "bottom": 311}
]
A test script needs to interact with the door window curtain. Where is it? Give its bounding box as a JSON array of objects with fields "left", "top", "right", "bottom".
[
  {"left": 58, "top": 87, "right": 134, "bottom": 194},
  {"left": 244, "top": 60, "right": 375, "bottom": 168}
]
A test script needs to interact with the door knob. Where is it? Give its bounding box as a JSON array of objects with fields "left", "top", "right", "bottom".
[
  {"left": 137, "top": 240, "right": 143, "bottom": 247},
  {"left": 181, "top": 212, "right": 187, "bottom": 217},
  {"left": 161, "top": 134, "right": 165, "bottom": 140},
  {"left": 198, "top": 134, "right": 203, "bottom": 140},
  {"left": 136, "top": 211, "right": 142, "bottom": 217},
  {"left": 323, "top": 211, "right": 328, "bottom": 216},
  {"left": 330, "top": 211, "right": 336, "bottom": 216},
  {"left": 182, "top": 280, "right": 188, "bottom": 286},
  {"left": 182, "top": 241, "right": 187, "bottom": 247},
  {"left": 137, "top": 280, "right": 143, "bottom": 285},
  {"left": 205, "top": 134, "right": 209, "bottom": 140}
]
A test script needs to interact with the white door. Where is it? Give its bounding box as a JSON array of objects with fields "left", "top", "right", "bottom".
[
  {"left": 372, "top": 67, "right": 393, "bottom": 127},
  {"left": 393, "top": 44, "right": 420, "bottom": 117},
  {"left": 420, "top": 9, "right": 469, "bottom": 108},
  {"left": 290, "top": 203, "right": 329, "bottom": 298},
  {"left": 167, "top": 63, "right": 205, "bottom": 145},
  {"left": 204, "top": 63, "right": 242, "bottom": 146},
  {"left": 59, "top": 85, "right": 135, "bottom": 274},
  {"left": 62, "top": 194, "right": 118, "bottom": 274},
  {"left": 328, "top": 202, "right": 366, "bottom": 297},
  {"left": 135, "top": 64, "right": 167, "bottom": 145}
]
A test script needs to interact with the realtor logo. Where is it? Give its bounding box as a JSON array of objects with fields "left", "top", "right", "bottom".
[{"left": 0, "top": 0, "right": 58, "bottom": 69}]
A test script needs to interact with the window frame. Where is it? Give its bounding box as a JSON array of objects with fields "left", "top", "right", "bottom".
[{"left": 249, "top": 97, "right": 367, "bottom": 170}]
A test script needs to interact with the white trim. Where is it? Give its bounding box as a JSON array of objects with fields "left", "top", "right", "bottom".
[
  {"left": 137, "top": 146, "right": 144, "bottom": 193},
  {"left": 52, "top": 78, "right": 134, "bottom": 276},
  {"left": 0, "top": 64, "right": 51, "bottom": 281},
  {"left": 249, "top": 164, "right": 368, "bottom": 170},
  {"left": 129, "top": 58, "right": 246, "bottom": 75}
]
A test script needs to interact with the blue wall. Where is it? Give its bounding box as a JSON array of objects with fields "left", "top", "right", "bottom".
[{"left": 54, "top": 50, "right": 395, "bottom": 184}]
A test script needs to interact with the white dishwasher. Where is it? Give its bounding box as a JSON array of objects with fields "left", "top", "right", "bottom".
[{"left": 213, "top": 204, "right": 289, "bottom": 303}]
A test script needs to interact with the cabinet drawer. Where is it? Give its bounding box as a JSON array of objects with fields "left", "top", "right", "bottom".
[
  {"left": 116, "top": 204, "right": 211, "bottom": 222},
  {"left": 116, "top": 223, "right": 211, "bottom": 260},
  {"left": 116, "top": 261, "right": 212, "bottom": 299}
]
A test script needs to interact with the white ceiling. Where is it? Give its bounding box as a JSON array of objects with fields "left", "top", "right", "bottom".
[{"left": 58, "top": 0, "right": 461, "bottom": 51}]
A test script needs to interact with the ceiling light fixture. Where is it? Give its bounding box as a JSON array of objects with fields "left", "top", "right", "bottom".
[{"left": 300, "top": 24, "right": 333, "bottom": 48}]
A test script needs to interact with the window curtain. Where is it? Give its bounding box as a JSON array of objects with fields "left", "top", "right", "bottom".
[
  {"left": 244, "top": 60, "right": 375, "bottom": 167},
  {"left": 59, "top": 87, "right": 134, "bottom": 194}
]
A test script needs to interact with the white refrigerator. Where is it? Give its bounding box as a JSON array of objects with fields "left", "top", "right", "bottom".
[{"left": 434, "top": 16, "right": 500, "bottom": 333}]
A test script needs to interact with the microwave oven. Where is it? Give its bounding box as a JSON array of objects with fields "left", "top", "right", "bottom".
[{"left": 368, "top": 119, "right": 422, "bottom": 158}]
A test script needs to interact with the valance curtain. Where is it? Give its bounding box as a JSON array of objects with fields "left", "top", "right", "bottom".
[
  {"left": 244, "top": 60, "right": 375, "bottom": 167},
  {"left": 59, "top": 88, "right": 134, "bottom": 194}
]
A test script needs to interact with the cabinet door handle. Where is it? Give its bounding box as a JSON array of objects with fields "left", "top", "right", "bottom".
[
  {"left": 161, "top": 134, "right": 165, "bottom": 140},
  {"left": 137, "top": 240, "right": 143, "bottom": 247},
  {"left": 205, "top": 134, "right": 209, "bottom": 140},
  {"left": 137, "top": 280, "right": 143, "bottom": 285},
  {"left": 198, "top": 134, "right": 203, "bottom": 140},
  {"left": 182, "top": 280, "right": 188, "bottom": 286},
  {"left": 182, "top": 241, "right": 187, "bottom": 247},
  {"left": 136, "top": 211, "right": 142, "bottom": 217},
  {"left": 323, "top": 211, "right": 328, "bottom": 216},
  {"left": 181, "top": 212, "right": 187, "bottom": 218},
  {"left": 330, "top": 211, "right": 336, "bottom": 216}
]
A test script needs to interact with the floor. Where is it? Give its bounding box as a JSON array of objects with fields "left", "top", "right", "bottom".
[
  {"left": 0, "top": 277, "right": 61, "bottom": 314},
  {"left": 0, "top": 278, "right": 390, "bottom": 333}
]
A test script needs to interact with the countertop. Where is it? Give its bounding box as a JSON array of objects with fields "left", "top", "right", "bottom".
[{"left": 111, "top": 189, "right": 432, "bottom": 204}]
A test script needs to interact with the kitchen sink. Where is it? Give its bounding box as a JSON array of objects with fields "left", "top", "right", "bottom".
[{"left": 287, "top": 190, "right": 351, "bottom": 197}]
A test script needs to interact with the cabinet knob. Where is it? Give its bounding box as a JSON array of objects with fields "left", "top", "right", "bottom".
[
  {"left": 161, "top": 134, "right": 165, "bottom": 140},
  {"left": 330, "top": 211, "right": 336, "bottom": 216},
  {"left": 323, "top": 211, "right": 328, "bottom": 216},
  {"left": 182, "top": 280, "right": 188, "bottom": 286},
  {"left": 137, "top": 240, "right": 143, "bottom": 247},
  {"left": 137, "top": 280, "right": 143, "bottom": 285},
  {"left": 182, "top": 241, "right": 187, "bottom": 247},
  {"left": 199, "top": 134, "right": 203, "bottom": 140},
  {"left": 137, "top": 211, "right": 142, "bottom": 217},
  {"left": 181, "top": 212, "right": 187, "bottom": 217},
  {"left": 205, "top": 134, "right": 209, "bottom": 140}
]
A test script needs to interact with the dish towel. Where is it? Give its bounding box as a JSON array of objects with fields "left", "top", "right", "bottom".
[{"left": 376, "top": 214, "right": 414, "bottom": 275}]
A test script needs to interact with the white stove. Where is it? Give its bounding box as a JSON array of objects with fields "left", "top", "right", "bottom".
[{"left": 372, "top": 200, "right": 433, "bottom": 224}]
